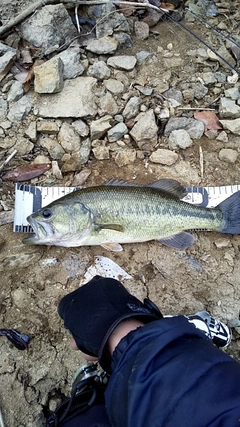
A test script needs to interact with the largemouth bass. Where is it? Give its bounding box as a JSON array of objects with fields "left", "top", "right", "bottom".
[{"left": 22, "top": 179, "right": 240, "bottom": 251}]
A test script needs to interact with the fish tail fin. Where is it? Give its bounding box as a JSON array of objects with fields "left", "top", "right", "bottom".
[{"left": 218, "top": 191, "right": 240, "bottom": 234}]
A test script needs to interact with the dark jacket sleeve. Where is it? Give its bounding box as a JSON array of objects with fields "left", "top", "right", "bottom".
[{"left": 105, "top": 316, "right": 240, "bottom": 427}]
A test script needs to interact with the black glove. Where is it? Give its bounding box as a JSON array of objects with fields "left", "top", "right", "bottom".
[{"left": 58, "top": 275, "right": 162, "bottom": 371}]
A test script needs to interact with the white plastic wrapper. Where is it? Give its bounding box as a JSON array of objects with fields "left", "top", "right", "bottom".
[{"left": 82, "top": 256, "right": 132, "bottom": 284}]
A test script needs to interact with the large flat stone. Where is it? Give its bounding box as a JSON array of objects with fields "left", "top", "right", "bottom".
[{"left": 35, "top": 77, "right": 98, "bottom": 118}]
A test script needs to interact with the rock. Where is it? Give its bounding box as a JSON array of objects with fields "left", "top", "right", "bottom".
[
  {"left": 168, "top": 129, "right": 193, "bottom": 149},
  {"left": 163, "top": 88, "right": 183, "bottom": 104},
  {"left": 0, "top": 42, "right": 17, "bottom": 82},
  {"left": 135, "top": 85, "right": 153, "bottom": 96},
  {"left": 122, "top": 96, "right": 141, "bottom": 120},
  {"left": 115, "top": 148, "right": 136, "bottom": 166},
  {"left": 216, "top": 131, "right": 228, "bottom": 142},
  {"left": 90, "top": 115, "right": 113, "bottom": 139},
  {"left": 164, "top": 117, "right": 204, "bottom": 139},
  {"left": 80, "top": 138, "right": 91, "bottom": 164},
  {"left": 224, "top": 87, "right": 240, "bottom": 100},
  {"left": 7, "top": 81, "right": 24, "bottom": 102},
  {"left": 39, "top": 136, "right": 65, "bottom": 160},
  {"left": 136, "top": 51, "right": 153, "bottom": 64},
  {"left": 35, "top": 77, "right": 98, "bottom": 118},
  {"left": 13, "top": 137, "right": 34, "bottom": 156},
  {"left": 104, "top": 79, "right": 124, "bottom": 94},
  {"left": 149, "top": 149, "right": 178, "bottom": 165},
  {"left": 130, "top": 109, "right": 158, "bottom": 150},
  {"left": 25, "top": 121, "right": 37, "bottom": 141},
  {"left": 61, "top": 153, "right": 82, "bottom": 172},
  {"left": 12, "top": 289, "right": 29, "bottom": 308},
  {"left": 107, "top": 123, "right": 128, "bottom": 142},
  {"left": 205, "top": 129, "right": 218, "bottom": 139},
  {"left": 0, "top": 97, "right": 8, "bottom": 118},
  {"left": 92, "top": 145, "right": 110, "bottom": 160},
  {"left": 0, "top": 136, "right": 15, "bottom": 149},
  {"left": 87, "top": 60, "right": 111, "bottom": 80},
  {"left": 37, "top": 120, "right": 59, "bottom": 134},
  {"left": 107, "top": 55, "right": 137, "bottom": 71},
  {"left": 186, "top": 120, "right": 205, "bottom": 139},
  {"left": 142, "top": 9, "right": 164, "bottom": 26},
  {"left": 7, "top": 95, "right": 33, "bottom": 122},
  {"left": 19, "top": 4, "right": 78, "bottom": 54},
  {"left": 55, "top": 47, "right": 84, "bottom": 79},
  {"left": 72, "top": 120, "right": 89, "bottom": 137},
  {"left": 134, "top": 21, "right": 149, "bottom": 40},
  {"left": 219, "top": 148, "right": 238, "bottom": 163},
  {"left": 219, "top": 118, "right": 240, "bottom": 135},
  {"left": 34, "top": 57, "right": 64, "bottom": 94},
  {"left": 33, "top": 154, "right": 51, "bottom": 164},
  {"left": 72, "top": 169, "right": 91, "bottom": 186},
  {"left": 86, "top": 36, "right": 118, "bottom": 55},
  {"left": 58, "top": 122, "right": 81, "bottom": 153},
  {"left": 219, "top": 97, "right": 240, "bottom": 119},
  {"left": 95, "top": 5, "right": 129, "bottom": 38},
  {"left": 202, "top": 72, "right": 217, "bottom": 84},
  {"left": 97, "top": 91, "right": 119, "bottom": 116},
  {"left": 114, "top": 33, "right": 133, "bottom": 49}
]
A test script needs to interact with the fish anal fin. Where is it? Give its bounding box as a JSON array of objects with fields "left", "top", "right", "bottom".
[
  {"left": 158, "top": 232, "right": 195, "bottom": 249},
  {"left": 101, "top": 242, "right": 123, "bottom": 252}
]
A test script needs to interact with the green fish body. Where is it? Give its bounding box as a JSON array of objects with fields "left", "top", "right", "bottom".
[{"left": 22, "top": 179, "right": 240, "bottom": 250}]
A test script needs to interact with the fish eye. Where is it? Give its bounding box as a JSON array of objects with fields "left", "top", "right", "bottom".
[{"left": 42, "top": 209, "right": 52, "bottom": 219}]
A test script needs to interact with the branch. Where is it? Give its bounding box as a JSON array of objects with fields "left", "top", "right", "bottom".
[
  {"left": 0, "top": 0, "right": 58, "bottom": 37},
  {"left": 0, "top": 0, "right": 166, "bottom": 38}
]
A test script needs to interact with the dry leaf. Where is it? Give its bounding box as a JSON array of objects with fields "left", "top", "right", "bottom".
[
  {"left": 194, "top": 111, "right": 222, "bottom": 131},
  {"left": 160, "top": 3, "right": 175, "bottom": 10},
  {"left": 2, "top": 164, "right": 51, "bottom": 182},
  {"left": 22, "top": 59, "right": 44, "bottom": 92}
]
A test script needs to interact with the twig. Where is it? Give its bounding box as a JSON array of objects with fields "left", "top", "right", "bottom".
[
  {"left": 199, "top": 146, "right": 204, "bottom": 179},
  {"left": 75, "top": 4, "right": 81, "bottom": 34},
  {"left": 0, "top": 0, "right": 165, "bottom": 37},
  {"left": 177, "top": 107, "right": 215, "bottom": 111},
  {"left": 0, "top": 149, "right": 17, "bottom": 173},
  {"left": 0, "top": 407, "right": 5, "bottom": 427},
  {"left": 0, "top": 0, "right": 58, "bottom": 37}
]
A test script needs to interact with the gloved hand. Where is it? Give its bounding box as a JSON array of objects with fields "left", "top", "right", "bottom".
[{"left": 58, "top": 275, "right": 162, "bottom": 371}]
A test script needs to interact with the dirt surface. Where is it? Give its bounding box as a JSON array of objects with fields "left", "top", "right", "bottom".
[{"left": 1, "top": 2, "right": 240, "bottom": 426}]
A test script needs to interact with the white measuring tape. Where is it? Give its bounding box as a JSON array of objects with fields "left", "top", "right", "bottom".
[{"left": 13, "top": 183, "right": 240, "bottom": 233}]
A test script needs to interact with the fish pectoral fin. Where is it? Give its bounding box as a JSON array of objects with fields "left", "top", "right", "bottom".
[
  {"left": 95, "top": 223, "right": 124, "bottom": 232},
  {"left": 158, "top": 232, "right": 195, "bottom": 249},
  {"left": 101, "top": 242, "right": 123, "bottom": 252}
]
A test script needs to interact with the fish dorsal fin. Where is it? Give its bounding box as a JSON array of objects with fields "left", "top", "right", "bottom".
[
  {"left": 104, "top": 178, "right": 187, "bottom": 199},
  {"left": 101, "top": 242, "right": 123, "bottom": 252},
  {"left": 147, "top": 179, "right": 187, "bottom": 199},
  {"left": 104, "top": 179, "right": 139, "bottom": 187},
  {"left": 158, "top": 232, "right": 195, "bottom": 249}
]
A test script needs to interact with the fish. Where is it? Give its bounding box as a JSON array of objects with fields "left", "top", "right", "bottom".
[{"left": 22, "top": 179, "right": 240, "bottom": 251}]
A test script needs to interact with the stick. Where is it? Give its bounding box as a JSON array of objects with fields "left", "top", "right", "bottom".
[
  {"left": 0, "top": 149, "right": 17, "bottom": 173},
  {"left": 199, "top": 146, "right": 204, "bottom": 179},
  {"left": 0, "top": 0, "right": 166, "bottom": 37},
  {"left": 0, "top": 407, "right": 5, "bottom": 427},
  {"left": 0, "top": 0, "right": 58, "bottom": 37}
]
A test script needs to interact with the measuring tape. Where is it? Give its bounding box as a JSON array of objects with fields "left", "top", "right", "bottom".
[{"left": 13, "top": 183, "right": 240, "bottom": 233}]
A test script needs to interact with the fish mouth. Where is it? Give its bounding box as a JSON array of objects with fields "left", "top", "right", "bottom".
[{"left": 22, "top": 216, "right": 48, "bottom": 244}]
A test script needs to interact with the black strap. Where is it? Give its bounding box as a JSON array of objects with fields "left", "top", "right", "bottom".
[{"left": 46, "top": 379, "right": 106, "bottom": 427}]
